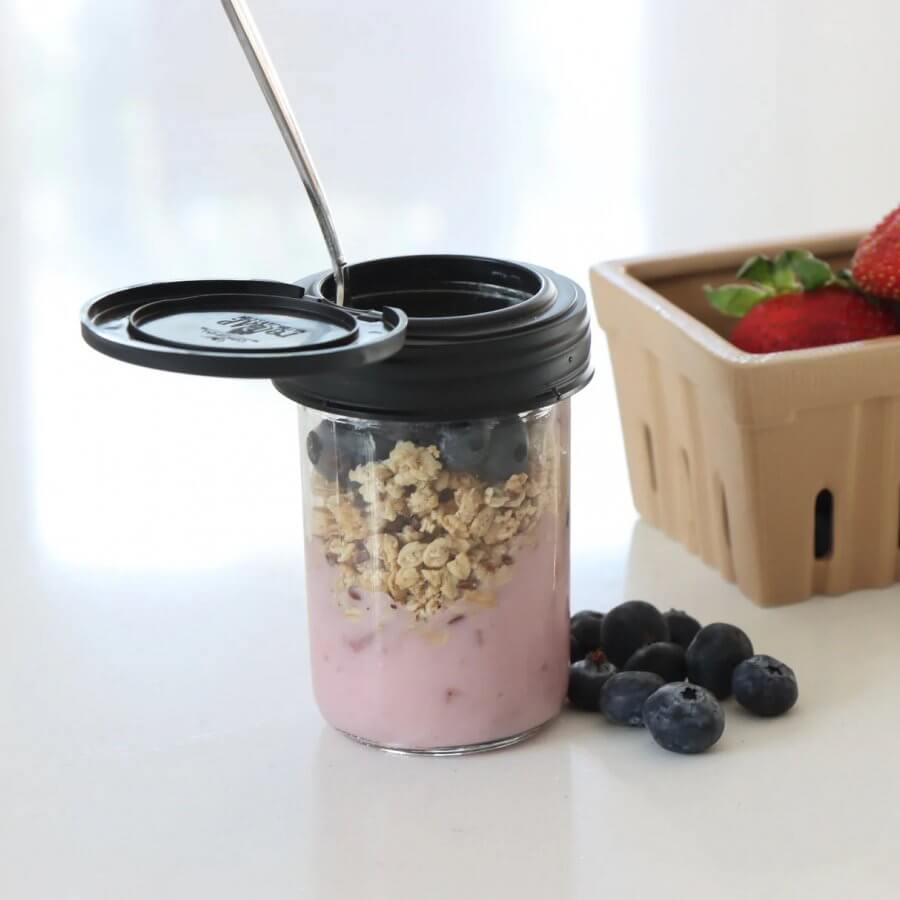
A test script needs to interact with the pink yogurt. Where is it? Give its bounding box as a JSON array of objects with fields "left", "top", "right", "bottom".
[{"left": 305, "top": 516, "right": 569, "bottom": 750}]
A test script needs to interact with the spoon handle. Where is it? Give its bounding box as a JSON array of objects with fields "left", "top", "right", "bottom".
[{"left": 221, "top": 0, "right": 349, "bottom": 306}]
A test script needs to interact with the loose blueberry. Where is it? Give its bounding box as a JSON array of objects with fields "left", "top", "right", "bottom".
[
  {"left": 570, "top": 610, "right": 605, "bottom": 662},
  {"left": 663, "top": 609, "right": 702, "bottom": 650},
  {"left": 570, "top": 634, "right": 580, "bottom": 664},
  {"left": 567, "top": 650, "right": 617, "bottom": 711},
  {"left": 685, "top": 623, "right": 753, "bottom": 699},
  {"left": 732, "top": 655, "right": 798, "bottom": 717},
  {"left": 643, "top": 683, "right": 725, "bottom": 754},
  {"left": 624, "top": 642, "right": 687, "bottom": 683},
  {"left": 481, "top": 418, "right": 529, "bottom": 483},
  {"left": 600, "top": 600, "right": 669, "bottom": 667},
  {"left": 438, "top": 421, "right": 492, "bottom": 473},
  {"left": 600, "top": 671, "right": 664, "bottom": 726}
]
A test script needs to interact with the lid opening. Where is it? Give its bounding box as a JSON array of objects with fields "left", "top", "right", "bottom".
[{"left": 319, "top": 256, "right": 543, "bottom": 319}]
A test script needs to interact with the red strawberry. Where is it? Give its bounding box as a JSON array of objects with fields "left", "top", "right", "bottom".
[
  {"left": 730, "top": 286, "right": 897, "bottom": 354},
  {"left": 852, "top": 206, "right": 900, "bottom": 300}
]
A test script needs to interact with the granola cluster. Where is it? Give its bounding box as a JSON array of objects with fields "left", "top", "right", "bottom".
[{"left": 310, "top": 437, "right": 554, "bottom": 620}]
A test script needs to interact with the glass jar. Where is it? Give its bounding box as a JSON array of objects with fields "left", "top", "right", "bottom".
[
  {"left": 300, "top": 405, "right": 570, "bottom": 753},
  {"left": 81, "top": 254, "right": 592, "bottom": 755}
]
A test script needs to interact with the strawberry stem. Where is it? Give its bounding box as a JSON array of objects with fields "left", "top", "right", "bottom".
[{"left": 707, "top": 250, "right": 841, "bottom": 318}]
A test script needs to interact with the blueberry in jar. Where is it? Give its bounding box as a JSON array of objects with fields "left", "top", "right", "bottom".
[
  {"left": 624, "top": 641, "right": 687, "bottom": 683},
  {"left": 371, "top": 421, "right": 440, "bottom": 459},
  {"left": 369, "top": 424, "right": 401, "bottom": 460},
  {"left": 306, "top": 420, "right": 372, "bottom": 484},
  {"left": 481, "top": 417, "right": 530, "bottom": 484},
  {"left": 663, "top": 609, "right": 701, "bottom": 650},
  {"left": 403, "top": 422, "right": 440, "bottom": 446},
  {"left": 732, "top": 655, "right": 798, "bottom": 717},
  {"left": 600, "top": 600, "right": 669, "bottom": 667},
  {"left": 438, "top": 421, "right": 493, "bottom": 473},
  {"left": 685, "top": 623, "right": 753, "bottom": 699},
  {"left": 570, "top": 610, "right": 605, "bottom": 662},
  {"left": 643, "top": 683, "right": 725, "bottom": 754},
  {"left": 599, "top": 671, "right": 664, "bottom": 726},
  {"left": 567, "top": 650, "right": 617, "bottom": 711}
]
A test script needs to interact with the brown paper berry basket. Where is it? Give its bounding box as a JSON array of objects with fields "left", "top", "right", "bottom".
[{"left": 590, "top": 231, "right": 900, "bottom": 606}]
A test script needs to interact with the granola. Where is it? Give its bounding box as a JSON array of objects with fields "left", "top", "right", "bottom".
[{"left": 310, "top": 426, "right": 556, "bottom": 620}]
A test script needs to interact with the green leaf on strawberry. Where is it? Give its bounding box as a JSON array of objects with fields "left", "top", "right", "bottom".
[
  {"left": 736, "top": 255, "right": 775, "bottom": 286},
  {"left": 773, "top": 251, "right": 802, "bottom": 292},
  {"left": 779, "top": 250, "right": 832, "bottom": 291},
  {"left": 707, "top": 249, "right": 842, "bottom": 318},
  {"left": 704, "top": 283, "right": 773, "bottom": 317}
]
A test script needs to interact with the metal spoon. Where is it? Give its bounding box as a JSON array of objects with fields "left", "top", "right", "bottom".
[{"left": 221, "top": 0, "right": 349, "bottom": 306}]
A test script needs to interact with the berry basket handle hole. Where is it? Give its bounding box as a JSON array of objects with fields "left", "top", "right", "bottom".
[{"left": 814, "top": 489, "right": 833, "bottom": 559}]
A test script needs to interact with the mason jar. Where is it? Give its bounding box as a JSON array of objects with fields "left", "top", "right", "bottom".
[
  {"left": 81, "top": 254, "right": 592, "bottom": 754},
  {"left": 297, "top": 404, "right": 570, "bottom": 752}
]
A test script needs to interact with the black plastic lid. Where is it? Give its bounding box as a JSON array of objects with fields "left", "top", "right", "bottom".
[
  {"left": 273, "top": 255, "right": 593, "bottom": 420},
  {"left": 81, "top": 279, "right": 407, "bottom": 378}
]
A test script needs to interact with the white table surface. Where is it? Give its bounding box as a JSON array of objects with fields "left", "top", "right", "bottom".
[{"left": 4, "top": 1, "right": 900, "bottom": 898}]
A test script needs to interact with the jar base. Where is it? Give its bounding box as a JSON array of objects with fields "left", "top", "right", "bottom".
[{"left": 337, "top": 718, "right": 553, "bottom": 757}]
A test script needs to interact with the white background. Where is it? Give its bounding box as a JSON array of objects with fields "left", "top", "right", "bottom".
[{"left": 3, "top": 1, "right": 900, "bottom": 897}]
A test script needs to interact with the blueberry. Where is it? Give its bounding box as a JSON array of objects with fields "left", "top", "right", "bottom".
[
  {"left": 732, "top": 655, "right": 798, "bottom": 717},
  {"left": 685, "top": 623, "right": 753, "bottom": 699},
  {"left": 407, "top": 423, "right": 441, "bottom": 447},
  {"left": 624, "top": 642, "right": 687, "bottom": 683},
  {"left": 567, "top": 650, "right": 617, "bottom": 711},
  {"left": 369, "top": 424, "right": 400, "bottom": 460},
  {"left": 600, "top": 671, "right": 664, "bottom": 726},
  {"left": 663, "top": 609, "right": 702, "bottom": 650},
  {"left": 438, "top": 421, "right": 492, "bottom": 473},
  {"left": 306, "top": 421, "right": 372, "bottom": 483},
  {"left": 371, "top": 422, "right": 440, "bottom": 459},
  {"left": 306, "top": 422, "right": 328, "bottom": 468},
  {"left": 643, "top": 683, "right": 725, "bottom": 754},
  {"left": 600, "top": 600, "right": 669, "bottom": 667},
  {"left": 481, "top": 418, "right": 529, "bottom": 483},
  {"left": 570, "top": 610, "right": 605, "bottom": 662}
]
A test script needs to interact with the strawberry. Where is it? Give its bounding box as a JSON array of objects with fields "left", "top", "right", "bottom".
[
  {"left": 705, "top": 249, "right": 898, "bottom": 354},
  {"left": 729, "top": 287, "right": 896, "bottom": 353},
  {"left": 851, "top": 205, "right": 900, "bottom": 300}
]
